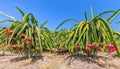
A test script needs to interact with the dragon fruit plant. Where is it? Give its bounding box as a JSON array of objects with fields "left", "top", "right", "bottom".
[
  {"left": 0, "top": 7, "right": 53, "bottom": 58},
  {"left": 55, "top": 8, "right": 120, "bottom": 57}
]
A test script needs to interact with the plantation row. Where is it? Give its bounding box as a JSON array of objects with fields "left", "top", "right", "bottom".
[{"left": 0, "top": 7, "right": 120, "bottom": 58}]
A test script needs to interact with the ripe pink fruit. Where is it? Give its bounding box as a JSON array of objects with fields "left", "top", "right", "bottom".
[
  {"left": 12, "top": 44, "right": 17, "bottom": 48},
  {"left": 2, "top": 43, "right": 6, "bottom": 47},
  {"left": 92, "top": 43, "right": 97, "bottom": 47},
  {"left": 35, "top": 47, "right": 40, "bottom": 50},
  {"left": 19, "top": 44, "right": 22, "bottom": 48},
  {"left": 26, "top": 41, "right": 31, "bottom": 44},
  {"left": 6, "top": 29, "right": 9, "bottom": 32},
  {"left": 20, "top": 33, "right": 25, "bottom": 38},
  {"left": 8, "top": 30, "right": 13, "bottom": 35},
  {"left": 86, "top": 47, "right": 91, "bottom": 51},
  {"left": 23, "top": 37, "right": 31, "bottom": 44},
  {"left": 109, "top": 48, "right": 116, "bottom": 53},
  {"left": 26, "top": 37, "right": 31, "bottom": 41},
  {"left": 28, "top": 43, "right": 32, "bottom": 46},
  {"left": 107, "top": 44, "right": 116, "bottom": 53},
  {"left": 87, "top": 44, "right": 92, "bottom": 48},
  {"left": 12, "top": 37, "right": 16, "bottom": 41},
  {"left": 100, "top": 42, "right": 104, "bottom": 47},
  {"left": 35, "top": 38, "right": 39, "bottom": 42},
  {"left": 98, "top": 47, "right": 102, "bottom": 52},
  {"left": 75, "top": 45, "right": 80, "bottom": 49},
  {"left": 8, "top": 44, "right": 12, "bottom": 49},
  {"left": 107, "top": 44, "right": 115, "bottom": 48},
  {"left": 86, "top": 43, "right": 92, "bottom": 51}
]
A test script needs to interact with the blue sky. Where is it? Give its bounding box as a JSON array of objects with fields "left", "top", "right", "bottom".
[{"left": 0, "top": 0, "right": 120, "bottom": 31}]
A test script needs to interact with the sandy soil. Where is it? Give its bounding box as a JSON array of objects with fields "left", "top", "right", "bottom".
[{"left": 0, "top": 51, "right": 120, "bottom": 69}]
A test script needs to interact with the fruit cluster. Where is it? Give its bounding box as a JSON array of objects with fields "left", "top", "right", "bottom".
[
  {"left": 107, "top": 44, "right": 116, "bottom": 53},
  {"left": 75, "top": 42, "right": 116, "bottom": 55}
]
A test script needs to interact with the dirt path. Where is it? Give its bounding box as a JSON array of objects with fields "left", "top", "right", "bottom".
[{"left": 0, "top": 51, "right": 120, "bottom": 69}]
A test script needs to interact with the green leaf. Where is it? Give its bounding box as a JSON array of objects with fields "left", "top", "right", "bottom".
[
  {"left": 97, "top": 10, "right": 115, "bottom": 17},
  {"left": 16, "top": 23, "right": 27, "bottom": 38},
  {"left": 0, "top": 11, "right": 18, "bottom": 22},
  {"left": 40, "top": 20, "right": 48, "bottom": 29},
  {"left": 0, "top": 20, "right": 14, "bottom": 23},
  {"left": 107, "top": 9, "right": 120, "bottom": 22},
  {"left": 16, "top": 6, "right": 25, "bottom": 16},
  {"left": 98, "top": 18, "right": 120, "bottom": 57},
  {"left": 36, "top": 26, "right": 43, "bottom": 53},
  {"left": 55, "top": 18, "right": 79, "bottom": 31},
  {"left": 84, "top": 11, "right": 88, "bottom": 22},
  {"left": 90, "top": 7, "right": 94, "bottom": 19}
]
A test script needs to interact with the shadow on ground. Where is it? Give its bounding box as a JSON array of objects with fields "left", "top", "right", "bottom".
[
  {"left": 65, "top": 53, "right": 117, "bottom": 68},
  {"left": 10, "top": 55, "right": 44, "bottom": 63}
]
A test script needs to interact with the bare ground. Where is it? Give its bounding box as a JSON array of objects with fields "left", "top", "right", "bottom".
[{"left": 0, "top": 51, "right": 120, "bottom": 69}]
